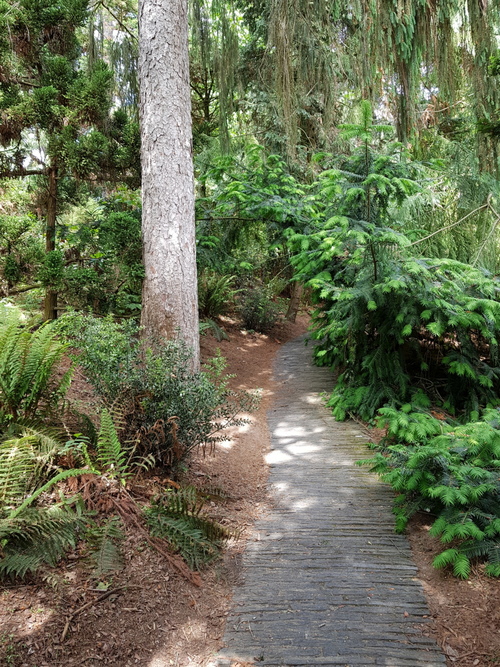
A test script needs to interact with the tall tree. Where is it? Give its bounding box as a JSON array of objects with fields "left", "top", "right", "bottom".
[
  {"left": 0, "top": 0, "right": 138, "bottom": 319},
  {"left": 138, "top": 0, "right": 200, "bottom": 368}
]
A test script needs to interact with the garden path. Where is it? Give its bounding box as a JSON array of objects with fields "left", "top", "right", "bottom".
[{"left": 217, "top": 335, "right": 446, "bottom": 667}]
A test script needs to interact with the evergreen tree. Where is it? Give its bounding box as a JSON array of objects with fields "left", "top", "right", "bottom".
[
  {"left": 138, "top": 0, "right": 200, "bottom": 368},
  {"left": 0, "top": 0, "right": 139, "bottom": 319}
]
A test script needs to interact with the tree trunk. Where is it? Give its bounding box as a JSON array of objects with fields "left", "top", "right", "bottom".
[
  {"left": 285, "top": 282, "right": 303, "bottom": 323},
  {"left": 138, "top": 0, "right": 200, "bottom": 370},
  {"left": 44, "top": 164, "right": 58, "bottom": 321}
]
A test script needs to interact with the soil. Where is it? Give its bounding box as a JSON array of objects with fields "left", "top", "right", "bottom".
[{"left": 1, "top": 314, "right": 499, "bottom": 667}]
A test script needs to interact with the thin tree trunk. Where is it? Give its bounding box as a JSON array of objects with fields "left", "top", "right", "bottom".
[
  {"left": 44, "top": 164, "right": 58, "bottom": 321},
  {"left": 138, "top": 0, "right": 200, "bottom": 370},
  {"left": 285, "top": 282, "right": 303, "bottom": 323}
]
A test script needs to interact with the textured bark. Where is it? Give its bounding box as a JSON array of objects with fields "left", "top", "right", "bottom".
[
  {"left": 285, "top": 282, "right": 303, "bottom": 323},
  {"left": 138, "top": 0, "right": 200, "bottom": 369}
]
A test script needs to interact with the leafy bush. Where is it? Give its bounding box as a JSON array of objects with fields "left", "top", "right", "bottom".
[
  {"left": 57, "top": 313, "right": 139, "bottom": 399},
  {"left": 0, "top": 313, "right": 242, "bottom": 580},
  {"left": 198, "top": 269, "right": 239, "bottom": 318},
  {"left": 60, "top": 314, "right": 257, "bottom": 466},
  {"left": 131, "top": 344, "right": 256, "bottom": 464},
  {"left": 240, "top": 286, "right": 281, "bottom": 333},
  {"left": 363, "top": 406, "right": 500, "bottom": 578}
]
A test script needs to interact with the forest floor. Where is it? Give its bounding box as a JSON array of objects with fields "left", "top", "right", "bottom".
[{"left": 1, "top": 314, "right": 500, "bottom": 667}]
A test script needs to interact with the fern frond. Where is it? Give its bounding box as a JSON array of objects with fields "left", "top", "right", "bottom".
[
  {"left": 146, "top": 511, "right": 219, "bottom": 570},
  {"left": 0, "top": 321, "right": 71, "bottom": 421},
  {"left": 144, "top": 485, "right": 235, "bottom": 570},
  {"left": 0, "top": 440, "right": 35, "bottom": 506},
  {"left": 0, "top": 504, "right": 87, "bottom": 579},
  {"left": 10, "top": 468, "right": 94, "bottom": 518},
  {"left": 12, "top": 422, "right": 64, "bottom": 455},
  {"left": 96, "top": 409, "right": 128, "bottom": 478},
  {"left": 87, "top": 517, "right": 124, "bottom": 576}
]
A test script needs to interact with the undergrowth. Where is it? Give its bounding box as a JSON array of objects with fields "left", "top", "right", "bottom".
[
  {"left": 361, "top": 406, "right": 500, "bottom": 578},
  {"left": 58, "top": 313, "right": 258, "bottom": 466},
  {"left": 0, "top": 315, "right": 246, "bottom": 581}
]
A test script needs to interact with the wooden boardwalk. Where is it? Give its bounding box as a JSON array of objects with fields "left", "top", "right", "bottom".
[{"left": 217, "top": 336, "right": 445, "bottom": 667}]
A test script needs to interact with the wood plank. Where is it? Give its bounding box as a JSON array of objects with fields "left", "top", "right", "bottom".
[{"left": 217, "top": 336, "right": 445, "bottom": 667}]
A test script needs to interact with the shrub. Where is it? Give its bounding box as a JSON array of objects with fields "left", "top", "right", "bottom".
[
  {"left": 316, "top": 256, "right": 500, "bottom": 421},
  {"left": 363, "top": 406, "right": 500, "bottom": 578},
  {"left": 59, "top": 314, "right": 257, "bottom": 466},
  {"left": 288, "top": 103, "right": 500, "bottom": 421},
  {"left": 127, "top": 342, "right": 256, "bottom": 465},
  {"left": 240, "top": 287, "right": 281, "bottom": 333},
  {"left": 56, "top": 313, "right": 139, "bottom": 399}
]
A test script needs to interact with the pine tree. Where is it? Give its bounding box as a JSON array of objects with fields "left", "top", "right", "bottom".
[
  {"left": 138, "top": 0, "right": 200, "bottom": 367},
  {"left": 0, "top": 0, "right": 139, "bottom": 319}
]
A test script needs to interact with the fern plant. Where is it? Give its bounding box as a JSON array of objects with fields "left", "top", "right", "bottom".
[
  {"left": 145, "top": 485, "right": 234, "bottom": 570},
  {"left": 86, "top": 517, "right": 125, "bottom": 576},
  {"left": 0, "top": 500, "right": 88, "bottom": 578},
  {"left": 0, "top": 319, "right": 73, "bottom": 424},
  {"left": 95, "top": 408, "right": 131, "bottom": 481},
  {"left": 198, "top": 269, "right": 240, "bottom": 318},
  {"left": 0, "top": 407, "right": 131, "bottom": 580}
]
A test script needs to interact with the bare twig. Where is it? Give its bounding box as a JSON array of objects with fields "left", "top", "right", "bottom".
[
  {"left": 457, "top": 650, "right": 493, "bottom": 662},
  {"left": 438, "top": 622, "right": 459, "bottom": 638},
  {"left": 61, "top": 586, "right": 127, "bottom": 642}
]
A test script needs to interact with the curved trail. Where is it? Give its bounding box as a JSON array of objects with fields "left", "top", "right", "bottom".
[{"left": 218, "top": 335, "right": 445, "bottom": 667}]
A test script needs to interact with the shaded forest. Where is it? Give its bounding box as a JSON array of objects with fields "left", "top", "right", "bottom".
[{"left": 1, "top": 0, "right": 500, "bottom": 624}]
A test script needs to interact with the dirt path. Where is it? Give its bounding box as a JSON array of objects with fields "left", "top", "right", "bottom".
[{"left": 217, "top": 335, "right": 445, "bottom": 667}]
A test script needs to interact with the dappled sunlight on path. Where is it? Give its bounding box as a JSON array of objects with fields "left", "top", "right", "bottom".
[{"left": 217, "top": 336, "right": 446, "bottom": 667}]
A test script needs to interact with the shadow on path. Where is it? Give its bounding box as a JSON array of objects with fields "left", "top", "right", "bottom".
[{"left": 217, "top": 336, "right": 446, "bottom": 667}]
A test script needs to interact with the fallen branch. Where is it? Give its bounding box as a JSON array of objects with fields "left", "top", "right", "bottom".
[
  {"left": 438, "top": 622, "right": 459, "bottom": 638},
  {"left": 110, "top": 494, "right": 202, "bottom": 587},
  {"left": 61, "top": 586, "right": 127, "bottom": 642}
]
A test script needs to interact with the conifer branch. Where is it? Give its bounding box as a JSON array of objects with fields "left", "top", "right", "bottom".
[
  {"left": 7, "top": 284, "right": 42, "bottom": 295},
  {"left": 96, "top": 0, "right": 137, "bottom": 43},
  {"left": 471, "top": 202, "right": 500, "bottom": 267}
]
